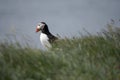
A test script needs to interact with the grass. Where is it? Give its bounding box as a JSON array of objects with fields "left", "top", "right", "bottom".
[{"left": 0, "top": 24, "right": 120, "bottom": 80}]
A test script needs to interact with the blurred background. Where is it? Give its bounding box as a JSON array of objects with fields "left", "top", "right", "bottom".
[{"left": 0, "top": 0, "right": 120, "bottom": 48}]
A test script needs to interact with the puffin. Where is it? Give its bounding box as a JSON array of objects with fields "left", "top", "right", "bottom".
[{"left": 36, "top": 22, "right": 58, "bottom": 48}]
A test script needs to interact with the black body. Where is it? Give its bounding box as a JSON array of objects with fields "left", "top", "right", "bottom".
[{"left": 41, "top": 22, "right": 58, "bottom": 43}]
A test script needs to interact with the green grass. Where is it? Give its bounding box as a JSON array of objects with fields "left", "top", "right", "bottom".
[{"left": 0, "top": 25, "right": 120, "bottom": 80}]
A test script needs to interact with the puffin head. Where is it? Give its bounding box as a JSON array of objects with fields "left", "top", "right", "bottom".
[{"left": 36, "top": 22, "right": 49, "bottom": 33}]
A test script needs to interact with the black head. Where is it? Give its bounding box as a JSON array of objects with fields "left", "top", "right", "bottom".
[{"left": 36, "top": 22, "right": 50, "bottom": 34}]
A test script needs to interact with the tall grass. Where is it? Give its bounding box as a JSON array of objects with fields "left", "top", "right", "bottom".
[{"left": 0, "top": 24, "right": 120, "bottom": 80}]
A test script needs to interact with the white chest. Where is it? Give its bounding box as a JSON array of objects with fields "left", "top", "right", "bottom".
[{"left": 40, "top": 33, "right": 51, "bottom": 48}]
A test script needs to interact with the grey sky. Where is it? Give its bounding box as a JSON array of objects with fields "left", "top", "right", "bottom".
[{"left": 0, "top": 0, "right": 120, "bottom": 48}]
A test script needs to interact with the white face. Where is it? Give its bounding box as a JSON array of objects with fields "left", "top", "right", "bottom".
[
  {"left": 37, "top": 23, "right": 45, "bottom": 29},
  {"left": 36, "top": 23, "right": 45, "bottom": 32}
]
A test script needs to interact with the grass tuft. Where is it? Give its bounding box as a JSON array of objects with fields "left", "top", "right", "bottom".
[{"left": 0, "top": 25, "right": 120, "bottom": 80}]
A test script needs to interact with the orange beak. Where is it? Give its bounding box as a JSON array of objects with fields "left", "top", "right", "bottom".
[{"left": 36, "top": 28, "right": 40, "bottom": 32}]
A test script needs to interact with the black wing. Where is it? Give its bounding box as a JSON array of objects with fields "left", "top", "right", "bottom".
[{"left": 47, "top": 34, "right": 58, "bottom": 43}]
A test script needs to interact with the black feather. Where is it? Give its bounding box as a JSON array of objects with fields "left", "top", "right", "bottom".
[{"left": 40, "top": 22, "right": 58, "bottom": 43}]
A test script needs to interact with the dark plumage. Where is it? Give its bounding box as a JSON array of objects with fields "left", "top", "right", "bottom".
[
  {"left": 40, "top": 22, "right": 58, "bottom": 43},
  {"left": 36, "top": 22, "right": 58, "bottom": 48}
]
